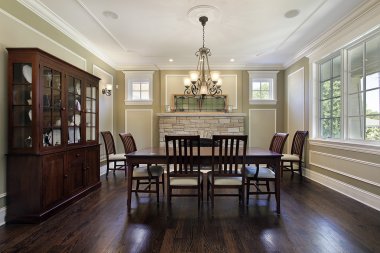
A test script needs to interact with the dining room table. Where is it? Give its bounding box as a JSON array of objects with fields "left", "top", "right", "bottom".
[{"left": 125, "top": 147, "right": 282, "bottom": 214}]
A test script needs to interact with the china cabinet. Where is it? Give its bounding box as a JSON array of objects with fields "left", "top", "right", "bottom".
[{"left": 6, "top": 48, "right": 101, "bottom": 223}]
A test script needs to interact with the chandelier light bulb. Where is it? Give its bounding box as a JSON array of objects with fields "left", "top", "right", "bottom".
[
  {"left": 189, "top": 71, "right": 199, "bottom": 83},
  {"left": 184, "top": 78, "right": 191, "bottom": 87},
  {"left": 217, "top": 78, "right": 223, "bottom": 87},
  {"left": 211, "top": 71, "right": 220, "bottom": 82}
]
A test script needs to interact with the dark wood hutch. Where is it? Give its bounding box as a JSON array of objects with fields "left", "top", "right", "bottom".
[{"left": 6, "top": 48, "right": 101, "bottom": 223}]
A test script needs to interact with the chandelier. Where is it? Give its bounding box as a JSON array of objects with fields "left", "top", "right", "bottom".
[{"left": 184, "top": 16, "right": 222, "bottom": 96}]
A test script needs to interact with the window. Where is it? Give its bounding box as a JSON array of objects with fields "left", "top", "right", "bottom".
[
  {"left": 124, "top": 71, "right": 154, "bottom": 105},
  {"left": 316, "top": 31, "right": 380, "bottom": 143},
  {"left": 248, "top": 71, "right": 278, "bottom": 104},
  {"left": 319, "top": 55, "right": 342, "bottom": 139},
  {"left": 347, "top": 35, "right": 380, "bottom": 141},
  {"left": 131, "top": 81, "right": 149, "bottom": 100}
]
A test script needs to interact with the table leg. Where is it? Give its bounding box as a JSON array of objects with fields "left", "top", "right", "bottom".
[
  {"left": 275, "top": 158, "right": 281, "bottom": 214},
  {"left": 127, "top": 162, "right": 133, "bottom": 213}
]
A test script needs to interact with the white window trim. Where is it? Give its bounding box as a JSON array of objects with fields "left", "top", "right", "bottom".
[
  {"left": 124, "top": 71, "right": 154, "bottom": 105},
  {"left": 248, "top": 71, "right": 278, "bottom": 105},
  {"left": 310, "top": 28, "right": 380, "bottom": 147}
]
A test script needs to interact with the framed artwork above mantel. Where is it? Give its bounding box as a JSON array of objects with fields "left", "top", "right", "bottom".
[{"left": 172, "top": 94, "right": 228, "bottom": 112}]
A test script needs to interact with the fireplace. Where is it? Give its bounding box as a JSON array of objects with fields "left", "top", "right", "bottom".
[{"left": 157, "top": 112, "right": 246, "bottom": 147}]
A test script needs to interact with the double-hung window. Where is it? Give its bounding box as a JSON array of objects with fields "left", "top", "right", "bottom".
[
  {"left": 319, "top": 55, "right": 342, "bottom": 139},
  {"left": 124, "top": 71, "right": 154, "bottom": 105},
  {"left": 347, "top": 35, "right": 380, "bottom": 141}
]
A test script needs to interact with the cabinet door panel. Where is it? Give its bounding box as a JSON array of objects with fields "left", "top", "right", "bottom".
[
  {"left": 65, "top": 150, "right": 85, "bottom": 196},
  {"left": 42, "top": 153, "right": 65, "bottom": 209},
  {"left": 86, "top": 146, "right": 100, "bottom": 186},
  {"left": 41, "top": 65, "right": 63, "bottom": 149}
]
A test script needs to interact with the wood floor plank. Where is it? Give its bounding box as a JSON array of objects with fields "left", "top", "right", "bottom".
[{"left": 0, "top": 171, "right": 379, "bottom": 253}]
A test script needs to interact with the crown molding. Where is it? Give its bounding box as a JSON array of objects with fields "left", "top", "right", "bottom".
[
  {"left": 17, "top": 0, "right": 118, "bottom": 68},
  {"left": 132, "top": 64, "right": 284, "bottom": 71},
  {"left": 284, "top": 0, "right": 379, "bottom": 68}
]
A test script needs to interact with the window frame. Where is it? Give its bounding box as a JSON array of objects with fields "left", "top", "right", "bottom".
[
  {"left": 124, "top": 71, "right": 154, "bottom": 105},
  {"left": 248, "top": 71, "right": 278, "bottom": 105},
  {"left": 317, "top": 53, "right": 342, "bottom": 139},
  {"left": 314, "top": 30, "right": 380, "bottom": 145}
]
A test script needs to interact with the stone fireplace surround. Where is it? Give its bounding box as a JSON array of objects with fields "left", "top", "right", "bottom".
[{"left": 157, "top": 112, "right": 246, "bottom": 147}]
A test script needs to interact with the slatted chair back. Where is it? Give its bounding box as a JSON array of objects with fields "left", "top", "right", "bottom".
[
  {"left": 119, "top": 133, "right": 137, "bottom": 154},
  {"left": 165, "top": 135, "right": 201, "bottom": 175},
  {"left": 290, "top": 130, "right": 309, "bottom": 159},
  {"left": 269, "top": 132, "right": 289, "bottom": 154},
  {"left": 211, "top": 135, "right": 248, "bottom": 175},
  {"left": 101, "top": 131, "right": 116, "bottom": 156}
]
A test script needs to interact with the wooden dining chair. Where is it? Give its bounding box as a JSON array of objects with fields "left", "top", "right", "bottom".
[
  {"left": 101, "top": 131, "right": 127, "bottom": 177},
  {"left": 281, "top": 130, "right": 309, "bottom": 178},
  {"left": 246, "top": 132, "right": 288, "bottom": 204},
  {"left": 119, "top": 133, "right": 164, "bottom": 203},
  {"left": 165, "top": 135, "right": 203, "bottom": 208},
  {"left": 207, "top": 135, "right": 248, "bottom": 208}
]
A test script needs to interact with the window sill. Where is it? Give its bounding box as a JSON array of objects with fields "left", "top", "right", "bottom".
[
  {"left": 309, "top": 138, "right": 380, "bottom": 155},
  {"left": 249, "top": 99, "right": 277, "bottom": 105},
  {"left": 124, "top": 100, "right": 153, "bottom": 106}
]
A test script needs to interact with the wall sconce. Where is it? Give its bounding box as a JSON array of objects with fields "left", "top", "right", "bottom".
[{"left": 102, "top": 84, "right": 113, "bottom": 96}]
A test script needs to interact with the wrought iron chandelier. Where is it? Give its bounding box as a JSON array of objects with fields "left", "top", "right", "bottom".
[{"left": 184, "top": 16, "right": 222, "bottom": 96}]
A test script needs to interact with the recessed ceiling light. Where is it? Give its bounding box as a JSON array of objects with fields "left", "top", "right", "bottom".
[
  {"left": 284, "top": 9, "right": 300, "bottom": 18},
  {"left": 103, "top": 10, "right": 119, "bottom": 19},
  {"left": 169, "top": 59, "right": 174, "bottom": 62},
  {"left": 230, "top": 58, "right": 235, "bottom": 62}
]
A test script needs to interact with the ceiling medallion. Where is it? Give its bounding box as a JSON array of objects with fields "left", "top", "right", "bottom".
[{"left": 187, "top": 5, "right": 221, "bottom": 25}]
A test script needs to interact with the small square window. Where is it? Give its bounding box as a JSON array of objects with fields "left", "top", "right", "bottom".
[
  {"left": 124, "top": 71, "right": 154, "bottom": 105},
  {"left": 248, "top": 71, "right": 278, "bottom": 105}
]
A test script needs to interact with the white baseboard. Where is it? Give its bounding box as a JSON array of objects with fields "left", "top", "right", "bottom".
[
  {"left": 303, "top": 168, "right": 380, "bottom": 211},
  {"left": 0, "top": 207, "right": 6, "bottom": 227}
]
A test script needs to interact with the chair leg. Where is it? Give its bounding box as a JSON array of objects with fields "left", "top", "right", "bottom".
[
  {"left": 207, "top": 179, "right": 210, "bottom": 201},
  {"left": 246, "top": 179, "right": 250, "bottom": 205},
  {"left": 280, "top": 161, "right": 284, "bottom": 178},
  {"left": 106, "top": 162, "right": 109, "bottom": 177},
  {"left": 298, "top": 160, "right": 303, "bottom": 178},
  {"left": 167, "top": 179, "right": 171, "bottom": 205},
  {"left": 211, "top": 184, "right": 214, "bottom": 209},
  {"left": 156, "top": 178, "right": 160, "bottom": 204},
  {"left": 241, "top": 185, "right": 245, "bottom": 206},
  {"left": 198, "top": 184, "right": 201, "bottom": 209},
  {"left": 266, "top": 181, "right": 270, "bottom": 192},
  {"left": 290, "top": 162, "right": 294, "bottom": 175},
  {"left": 161, "top": 173, "right": 165, "bottom": 195}
]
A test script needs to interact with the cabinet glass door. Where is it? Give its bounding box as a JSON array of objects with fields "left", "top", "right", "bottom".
[
  {"left": 42, "top": 66, "right": 63, "bottom": 148},
  {"left": 85, "top": 83, "right": 97, "bottom": 142},
  {"left": 12, "top": 63, "right": 33, "bottom": 148},
  {"left": 67, "top": 76, "right": 82, "bottom": 144}
]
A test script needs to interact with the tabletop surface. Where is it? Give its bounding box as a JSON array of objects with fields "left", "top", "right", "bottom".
[{"left": 126, "top": 147, "right": 282, "bottom": 158}]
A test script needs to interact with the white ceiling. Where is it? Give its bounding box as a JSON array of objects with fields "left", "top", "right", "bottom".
[{"left": 20, "top": 0, "right": 367, "bottom": 70}]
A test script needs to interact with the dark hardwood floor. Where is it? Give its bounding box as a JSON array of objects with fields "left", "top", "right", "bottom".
[{"left": 1, "top": 170, "right": 379, "bottom": 253}]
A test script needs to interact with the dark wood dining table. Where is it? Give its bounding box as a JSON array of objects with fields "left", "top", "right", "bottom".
[{"left": 125, "top": 147, "right": 282, "bottom": 214}]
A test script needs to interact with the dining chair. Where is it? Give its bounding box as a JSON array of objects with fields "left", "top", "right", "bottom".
[
  {"left": 101, "top": 131, "right": 127, "bottom": 177},
  {"left": 246, "top": 132, "right": 288, "bottom": 204},
  {"left": 207, "top": 135, "right": 248, "bottom": 208},
  {"left": 119, "top": 133, "right": 164, "bottom": 203},
  {"left": 281, "top": 130, "right": 309, "bottom": 178},
  {"left": 165, "top": 135, "right": 203, "bottom": 208}
]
